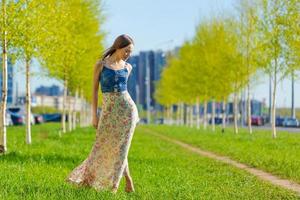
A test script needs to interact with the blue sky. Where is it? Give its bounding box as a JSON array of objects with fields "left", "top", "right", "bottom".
[
  {"left": 101, "top": 0, "right": 237, "bottom": 52},
  {"left": 15, "top": 0, "right": 299, "bottom": 108}
]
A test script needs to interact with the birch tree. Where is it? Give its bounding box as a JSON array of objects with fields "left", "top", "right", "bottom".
[
  {"left": 258, "top": 0, "right": 289, "bottom": 138},
  {"left": 0, "top": 0, "right": 23, "bottom": 153}
]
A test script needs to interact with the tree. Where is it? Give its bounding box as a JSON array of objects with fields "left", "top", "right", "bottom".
[
  {"left": 258, "top": 0, "right": 290, "bottom": 138},
  {"left": 283, "top": 0, "right": 300, "bottom": 118},
  {"left": 11, "top": 0, "right": 47, "bottom": 144},
  {"left": 0, "top": 0, "right": 23, "bottom": 153},
  {"left": 38, "top": 0, "right": 105, "bottom": 133},
  {"left": 236, "top": 0, "right": 261, "bottom": 134}
]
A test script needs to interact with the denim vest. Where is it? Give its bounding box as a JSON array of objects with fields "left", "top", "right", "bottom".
[{"left": 100, "top": 64, "right": 128, "bottom": 93}]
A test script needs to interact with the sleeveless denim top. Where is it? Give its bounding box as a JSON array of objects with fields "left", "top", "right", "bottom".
[{"left": 99, "top": 62, "right": 129, "bottom": 93}]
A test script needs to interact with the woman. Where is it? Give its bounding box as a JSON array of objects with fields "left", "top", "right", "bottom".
[{"left": 65, "top": 34, "right": 140, "bottom": 194}]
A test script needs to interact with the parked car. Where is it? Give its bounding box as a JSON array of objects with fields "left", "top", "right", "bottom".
[
  {"left": 33, "top": 114, "right": 44, "bottom": 124},
  {"left": 251, "top": 115, "right": 264, "bottom": 126},
  {"left": 209, "top": 117, "right": 227, "bottom": 125},
  {"left": 276, "top": 116, "right": 285, "bottom": 127},
  {"left": 282, "top": 117, "right": 299, "bottom": 128},
  {"left": 8, "top": 111, "right": 25, "bottom": 125},
  {"left": 42, "top": 113, "right": 62, "bottom": 122},
  {"left": 7, "top": 107, "right": 35, "bottom": 125}
]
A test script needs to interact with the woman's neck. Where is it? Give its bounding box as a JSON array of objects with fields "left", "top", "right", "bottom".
[{"left": 108, "top": 54, "right": 123, "bottom": 64}]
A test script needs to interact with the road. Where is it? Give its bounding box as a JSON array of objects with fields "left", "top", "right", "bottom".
[{"left": 238, "top": 124, "right": 300, "bottom": 133}]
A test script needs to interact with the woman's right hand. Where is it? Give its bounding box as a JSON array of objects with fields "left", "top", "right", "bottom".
[{"left": 92, "top": 116, "right": 99, "bottom": 129}]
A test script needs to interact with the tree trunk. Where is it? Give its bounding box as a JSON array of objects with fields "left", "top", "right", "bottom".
[
  {"left": 79, "top": 89, "right": 84, "bottom": 127},
  {"left": 188, "top": 105, "right": 190, "bottom": 127},
  {"left": 234, "top": 91, "right": 239, "bottom": 134},
  {"left": 170, "top": 105, "right": 173, "bottom": 125},
  {"left": 186, "top": 105, "right": 190, "bottom": 127},
  {"left": 0, "top": 4, "right": 8, "bottom": 153},
  {"left": 25, "top": 58, "right": 32, "bottom": 144},
  {"left": 163, "top": 106, "right": 166, "bottom": 125},
  {"left": 222, "top": 98, "right": 227, "bottom": 133},
  {"left": 72, "top": 89, "right": 78, "bottom": 130},
  {"left": 68, "top": 94, "right": 72, "bottom": 132},
  {"left": 268, "top": 73, "right": 272, "bottom": 124},
  {"left": 190, "top": 105, "right": 193, "bottom": 128},
  {"left": 87, "top": 103, "right": 92, "bottom": 126},
  {"left": 84, "top": 101, "right": 88, "bottom": 127},
  {"left": 169, "top": 105, "right": 172, "bottom": 125},
  {"left": 176, "top": 103, "right": 179, "bottom": 125},
  {"left": 170, "top": 105, "right": 174, "bottom": 125},
  {"left": 83, "top": 100, "right": 87, "bottom": 127},
  {"left": 85, "top": 101, "right": 89, "bottom": 127},
  {"left": 166, "top": 105, "right": 169, "bottom": 125},
  {"left": 196, "top": 97, "right": 200, "bottom": 129},
  {"left": 61, "top": 79, "right": 67, "bottom": 133},
  {"left": 212, "top": 99, "right": 215, "bottom": 132},
  {"left": 180, "top": 102, "right": 184, "bottom": 125},
  {"left": 272, "top": 64, "right": 278, "bottom": 138},
  {"left": 291, "top": 71, "right": 295, "bottom": 118},
  {"left": 247, "top": 81, "right": 252, "bottom": 134},
  {"left": 203, "top": 100, "right": 207, "bottom": 130}
]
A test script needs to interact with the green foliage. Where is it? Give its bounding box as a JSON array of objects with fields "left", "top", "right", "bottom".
[
  {"left": 1, "top": 0, "right": 105, "bottom": 102},
  {"left": 283, "top": 0, "right": 300, "bottom": 75},
  {"left": 257, "top": 0, "right": 290, "bottom": 81},
  {"left": 36, "top": 0, "right": 105, "bottom": 102},
  {"left": 155, "top": 0, "right": 299, "bottom": 113},
  {"left": 156, "top": 17, "right": 247, "bottom": 106}
]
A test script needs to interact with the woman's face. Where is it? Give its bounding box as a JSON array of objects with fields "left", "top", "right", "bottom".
[{"left": 118, "top": 44, "right": 134, "bottom": 61}]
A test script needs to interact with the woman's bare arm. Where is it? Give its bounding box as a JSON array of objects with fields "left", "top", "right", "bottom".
[
  {"left": 127, "top": 63, "right": 133, "bottom": 76},
  {"left": 92, "top": 60, "right": 103, "bottom": 120}
]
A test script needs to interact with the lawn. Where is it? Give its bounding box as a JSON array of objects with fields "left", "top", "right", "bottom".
[
  {"left": 0, "top": 123, "right": 299, "bottom": 199},
  {"left": 142, "top": 124, "right": 300, "bottom": 185}
]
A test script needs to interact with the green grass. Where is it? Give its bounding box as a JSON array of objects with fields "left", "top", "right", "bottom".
[
  {"left": 0, "top": 123, "right": 299, "bottom": 199},
  {"left": 142, "top": 124, "right": 300, "bottom": 185}
]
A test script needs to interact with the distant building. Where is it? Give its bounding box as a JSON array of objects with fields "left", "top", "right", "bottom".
[
  {"left": 250, "top": 99, "right": 263, "bottom": 116},
  {"left": 152, "top": 51, "right": 166, "bottom": 111},
  {"left": 0, "top": 57, "right": 14, "bottom": 105},
  {"left": 127, "top": 50, "right": 166, "bottom": 110},
  {"left": 17, "top": 96, "right": 37, "bottom": 107},
  {"left": 16, "top": 94, "right": 82, "bottom": 111},
  {"left": 35, "top": 85, "right": 62, "bottom": 96},
  {"left": 127, "top": 55, "right": 139, "bottom": 102},
  {"left": 33, "top": 95, "right": 81, "bottom": 111}
]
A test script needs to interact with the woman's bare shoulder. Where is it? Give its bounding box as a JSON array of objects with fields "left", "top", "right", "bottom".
[
  {"left": 95, "top": 59, "right": 104, "bottom": 70},
  {"left": 96, "top": 59, "right": 105, "bottom": 66}
]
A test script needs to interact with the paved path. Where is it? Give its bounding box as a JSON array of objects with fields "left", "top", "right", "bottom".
[{"left": 143, "top": 128, "right": 300, "bottom": 196}]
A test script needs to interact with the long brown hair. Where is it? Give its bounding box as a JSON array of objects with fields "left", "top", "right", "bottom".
[{"left": 100, "top": 34, "right": 134, "bottom": 61}]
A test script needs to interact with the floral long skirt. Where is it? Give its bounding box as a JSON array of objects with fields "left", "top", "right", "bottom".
[{"left": 65, "top": 90, "right": 140, "bottom": 192}]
